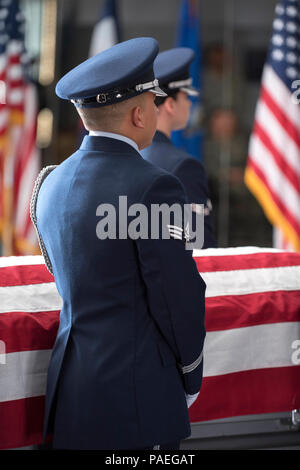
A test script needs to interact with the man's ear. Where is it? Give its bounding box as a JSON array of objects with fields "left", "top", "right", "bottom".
[{"left": 132, "top": 106, "right": 145, "bottom": 129}]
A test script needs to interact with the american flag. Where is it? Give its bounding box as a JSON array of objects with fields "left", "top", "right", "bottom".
[
  {"left": 0, "top": 0, "right": 40, "bottom": 256},
  {"left": 0, "top": 248, "right": 299, "bottom": 449},
  {"left": 245, "top": 0, "right": 300, "bottom": 252},
  {"left": 78, "top": 0, "right": 121, "bottom": 143}
]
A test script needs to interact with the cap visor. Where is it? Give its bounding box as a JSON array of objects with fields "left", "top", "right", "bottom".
[
  {"left": 149, "top": 86, "right": 168, "bottom": 97},
  {"left": 181, "top": 86, "right": 200, "bottom": 97}
]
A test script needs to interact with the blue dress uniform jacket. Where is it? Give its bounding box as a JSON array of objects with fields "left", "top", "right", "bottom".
[
  {"left": 142, "top": 131, "right": 217, "bottom": 249},
  {"left": 34, "top": 135, "right": 206, "bottom": 450}
]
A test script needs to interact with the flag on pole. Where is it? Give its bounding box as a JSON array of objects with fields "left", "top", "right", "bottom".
[
  {"left": 78, "top": 0, "right": 121, "bottom": 142},
  {"left": 0, "top": 0, "right": 40, "bottom": 256},
  {"left": 89, "top": 0, "right": 120, "bottom": 57},
  {"left": 171, "top": 0, "right": 203, "bottom": 161},
  {"left": 245, "top": 0, "right": 300, "bottom": 252}
]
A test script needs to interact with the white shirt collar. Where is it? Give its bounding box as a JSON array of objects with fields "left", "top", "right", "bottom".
[{"left": 89, "top": 130, "right": 139, "bottom": 153}]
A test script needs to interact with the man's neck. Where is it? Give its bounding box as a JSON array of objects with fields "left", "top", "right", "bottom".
[
  {"left": 89, "top": 130, "right": 139, "bottom": 152},
  {"left": 156, "top": 121, "right": 172, "bottom": 138}
]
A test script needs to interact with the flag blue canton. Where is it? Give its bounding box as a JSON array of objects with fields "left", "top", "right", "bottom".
[
  {"left": 0, "top": 0, "right": 27, "bottom": 66},
  {"left": 268, "top": 0, "right": 300, "bottom": 89},
  {"left": 0, "top": 0, "right": 11, "bottom": 53},
  {"left": 0, "top": 0, "right": 24, "bottom": 42},
  {"left": 1, "top": 0, "right": 33, "bottom": 84}
]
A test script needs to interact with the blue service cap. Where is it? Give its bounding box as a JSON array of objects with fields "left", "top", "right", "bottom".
[
  {"left": 55, "top": 37, "right": 167, "bottom": 107},
  {"left": 154, "top": 47, "right": 199, "bottom": 97}
]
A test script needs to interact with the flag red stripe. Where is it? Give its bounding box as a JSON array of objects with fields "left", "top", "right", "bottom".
[
  {"left": 248, "top": 159, "right": 300, "bottom": 236},
  {"left": 2, "top": 251, "right": 300, "bottom": 289},
  {"left": 8, "top": 79, "right": 23, "bottom": 89},
  {"left": 0, "top": 264, "right": 53, "bottom": 287},
  {"left": 1, "top": 367, "right": 300, "bottom": 449},
  {"left": 193, "top": 251, "right": 300, "bottom": 272},
  {"left": 261, "top": 85, "right": 300, "bottom": 151},
  {"left": 254, "top": 121, "right": 300, "bottom": 193},
  {"left": 0, "top": 396, "right": 45, "bottom": 449},
  {"left": 1, "top": 293, "right": 298, "bottom": 353},
  {"left": 205, "top": 291, "right": 300, "bottom": 332},
  {"left": 189, "top": 366, "right": 300, "bottom": 422},
  {"left": 23, "top": 210, "right": 34, "bottom": 238},
  {"left": 0, "top": 311, "right": 59, "bottom": 353},
  {"left": 8, "top": 55, "right": 22, "bottom": 64}
]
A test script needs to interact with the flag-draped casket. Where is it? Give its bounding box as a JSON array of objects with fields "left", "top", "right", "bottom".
[{"left": 0, "top": 247, "right": 300, "bottom": 449}]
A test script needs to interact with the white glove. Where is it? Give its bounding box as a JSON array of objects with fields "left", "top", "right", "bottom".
[{"left": 185, "top": 392, "right": 199, "bottom": 408}]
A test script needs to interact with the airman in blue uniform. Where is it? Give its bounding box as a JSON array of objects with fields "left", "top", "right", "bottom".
[
  {"left": 141, "top": 47, "right": 217, "bottom": 249},
  {"left": 31, "top": 38, "right": 206, "bottom": 450}
]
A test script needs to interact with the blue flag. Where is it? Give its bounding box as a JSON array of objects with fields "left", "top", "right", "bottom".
[
  {"left": 79, "top": 0, "right": 121, "bottom": 143},
  {"left": 89, "top": 0, "right": 120, "bottom": 57},
  {"left": 171, "top": 0, "right": 203, "bottom": 161}
]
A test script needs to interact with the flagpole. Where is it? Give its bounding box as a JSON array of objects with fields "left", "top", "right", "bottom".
[{"left": 217, "top": 0, "right": 235, "bottom": 247}]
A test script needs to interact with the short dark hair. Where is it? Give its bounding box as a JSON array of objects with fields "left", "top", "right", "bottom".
[{"left": 155, "top": 89, "right": 179, "bottom": 107}]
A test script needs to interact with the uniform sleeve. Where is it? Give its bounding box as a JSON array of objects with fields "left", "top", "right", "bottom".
[
  {"left": 174, "top": 159, "right": 217, "bottom": 249},
  {"left": 136, "top": 173, "right": 206, "bottom": 395}
]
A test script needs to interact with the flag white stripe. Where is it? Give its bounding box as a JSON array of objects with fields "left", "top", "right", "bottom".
[
  {"left": 249, "top": 133, "right": 300, "bottom": 220},
  {"left": 0, "top": 349, "right": 51, "bottom": 402},
  {"left": 1, "top": 322, "right": 299, "bottom": 402},
  {"left": 0, "top": 55, "right": 6, "bottom": 72},
  {"left": 0, "top": 247, "right": 286, "bottom": 267},
  {"left": 262, "top": 65, "right": 300, "bottom": 132},
  {"left": 0, "top": 283, "right": 62, "bottom": 313},
  {"left": 256, "top": 99, "right": 300, "bottom": 176},
  {"left": 273, "top": 226, "right": 294, "bottom": 251},
  {"left": 0, "top": 264, "right": 299, "bottom": 313},
  {"left": 89, "top": 16, "right": 118, "bottom": 57},
  {"left": 0, "top": 255, "right": 44, "bottom": 267},
  {"left": 203, "top": 321, "right": 300, "bottom": 377},
  {"left": 200, "top": 265, "right": 300, "bottom": 298},
  {"left": 193, "top": 247, "right": 284, "bottom": 257}
]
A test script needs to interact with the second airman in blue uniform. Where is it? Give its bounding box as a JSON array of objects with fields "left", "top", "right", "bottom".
[{"left": 142, "top": 47, "right": 217, "bottom": 249}]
